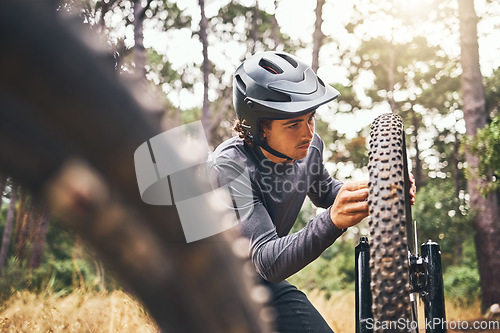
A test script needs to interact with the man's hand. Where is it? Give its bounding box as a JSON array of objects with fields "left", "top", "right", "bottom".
[
  {"left": 409, "top": 173, "right": 416, "bottom": 205},
  {"left": 331, "top": 175, "right": 417, "bottom": 231},
  {"left": 330, "top": 181, "right": 369, "bottom": 230}
]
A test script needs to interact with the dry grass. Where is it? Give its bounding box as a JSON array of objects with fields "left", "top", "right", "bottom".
[
  {"left": 306, "top": 290, "right": 483, "bottom": 333},
  {"left": 0, "top": 288, "right": 483, "bottom": 332},
  {"left": 0, "top": 290, "right": 159, "bottom": 332},
  {"left": 444, "top": 298, "right": 482, "bottom": 321},
  {"left": 306, "top": 289, "right": 356, "bottom": 332}
]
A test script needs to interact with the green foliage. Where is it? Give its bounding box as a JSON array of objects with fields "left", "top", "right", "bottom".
[
  {"left": 459, "top": 236, "right": 480, "bottom": 270},
  {"left": 443, "top": 238, "right": 481, "bottom": 306},
  {"left": 412, "top": 178, "right": 474, "bottom": 267},
  {"left": 288, "top": 203, "right": 356, "bottom": 297},
  {"left": 351, "top": 36, "right": 454, "bottom": 108},
  {"left": 443, "top": 265, "right": 481, "bottom": 307},
  {"left": 466, "top": 114, "right": 500, "bottom": 196},
  {"left": 485, "top": 67, "right": 500, "bottom": 116},
  {"left": 287, "top": 239, "right": 356, "bottom": 298},
  {"left": 0, "top": 214, "right": 117, "bottom": 299},
  {"left": 215, "top": 2, "right": 297, "bottom": 54},
  {"left": 0, "top": 256, "right": 113, "bottom": 301},
  {"left": 154, "top": 0, "right": 191, "bottom": 32}
]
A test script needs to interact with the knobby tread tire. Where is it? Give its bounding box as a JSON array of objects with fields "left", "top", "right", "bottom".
[{"left": 368, "top": 113, "right": 412, "bottom": 330}]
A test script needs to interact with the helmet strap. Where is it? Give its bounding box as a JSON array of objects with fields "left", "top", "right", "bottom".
[
  {"left": 259, "top": 143, "right": 293, "bottom": 161},
  {"left": 244, "top": 122, "right": 293, "bottom": 161}
]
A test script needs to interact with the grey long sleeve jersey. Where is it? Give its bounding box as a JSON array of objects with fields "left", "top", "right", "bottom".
[{"left": 211, "top": 133, "right": 345, "bottom": 282}]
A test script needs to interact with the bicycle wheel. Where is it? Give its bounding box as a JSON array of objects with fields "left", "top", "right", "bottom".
[
  {"left": 368, "top": 113, "right": 413, "bottom": 329},
  {"left": 0, "top": 2, "right": 270, "bottom": 332}
]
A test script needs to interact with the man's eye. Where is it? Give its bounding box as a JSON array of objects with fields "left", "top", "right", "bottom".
[{"left": 288, "top": 123, "right": 298, "bottom": 129}]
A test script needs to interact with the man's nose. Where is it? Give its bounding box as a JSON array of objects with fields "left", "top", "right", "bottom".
[{"left": 303, "top": 122, "right": 314, "bottom": 140}]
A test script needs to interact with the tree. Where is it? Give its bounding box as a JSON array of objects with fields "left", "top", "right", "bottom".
[
  {"left": 198, "top": 0, "right": 211, "bottom": 143},
  {"left": 0, "top": 180, "right": 17, "bottom": 275},
  {"left": 14, "top": 188, "right": 31, "bottom": 260},
  {"left": 468, "top": 114, "right": 500, "bottom": 196},
  {"left": 348, "top": 35, "right": 458, "bottom": 189},
  {"left": 28, "top": 204, "right": 51, "bottom": 269},
  {"left": 467, "top": 67, "right": 500, "bottom": 196},
  {"left": 458, "top": 0, "right": 500, "bottom": 310},
  {"left": 132, "top": 0, "right": 153, "bottom": 79},
  {"left": 250, "top": 0, "right": 260, "bottom": 54},
  {"left": 270, "top": 0, "right": 281, "bottom": 50},
  {"left": 0, "top": 172, "right": 6, "bottom": 203},
  {"left": 340, "top": 0, "right": 458, "bottom": 190},
  {"left": 312, "top": 0, "right": 325, "bottom": 73},
  {"left": 215, "top": 1, "right": 298, "bottom": 56}
]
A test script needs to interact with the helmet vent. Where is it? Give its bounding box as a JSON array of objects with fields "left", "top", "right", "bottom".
[
  {"left": 235, "top": 74, "right": 247, "bottom": 92},
  {"left": 259, "top": 59, "right": 283, "bottom": 74},
  {"left": 276, "top": 53, "right": 298, "bottom": 68}
]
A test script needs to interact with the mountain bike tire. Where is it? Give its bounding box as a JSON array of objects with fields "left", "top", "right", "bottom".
[
  {"left": 0, "top": 2, "right": 270, "bottom": 332},
  {"left": 368, "top": 113, "right": 413, "bottom": 330}
]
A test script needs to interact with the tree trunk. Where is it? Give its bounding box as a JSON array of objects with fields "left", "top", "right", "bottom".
[
  {"left": 0, "top": 181, "right": 17, "bottom": 274},
  {"left": 271, "top": 0, "right": 280, "bottom": 50},
  {"left": 453, "top": 133, "right": 462, "bottom": 199},
  {"left": 14, "top": 194, "right": 34, "bottom": 261},
  {"left": 13, "top": 186, "right": 26, "bottom": 245},
  {"left": 453, "top": 134, "right": 464, "bottom": 265},
  {"left": 251, "top": 0, "right": 260, "bottom": 54},
  {"left": 204, "top": 86, "right": 234, "bottom": 146},
  {"left": 387, "top": 46, "right": 397, "bottom": 113},
  {"left": 458, "top": 0, "right": 500, "bottom": 311},
  {"left": 411, "top": 109, "right": 423, "bottom": 189},
  {"left": 312, "top": 0, "right": 325, "bottom": 73},
  {"left": 94, "top": 0, "right": 119, "bottom": 35},
  {"left": 29, "top": 205, "right": 51, "bottom": 269},
  {"left": 199, "top": 0, "right": 211, "bottom": 143},
  {"left": 0, "top": 172, "right": 7, "bottom": 203},
  {"left": 72, "top": 235, "right": 85, "bottom": 289},
  {"left": 133, "top": 0, "right": 151, "bottom": 80}
]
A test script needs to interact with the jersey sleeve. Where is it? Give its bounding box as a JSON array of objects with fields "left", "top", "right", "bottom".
[
  {"left": 210, "top": 157, "right": 345, "bottom": 283},
  {"left": 244, "top": 202, "right": 345, "bottom": 282}
]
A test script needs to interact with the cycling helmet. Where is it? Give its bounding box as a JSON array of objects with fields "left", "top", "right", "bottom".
[{"left": 233, "top": 51, "right": 340, "bottom": 149}]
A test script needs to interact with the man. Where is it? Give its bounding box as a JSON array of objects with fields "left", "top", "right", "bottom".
[{"left": 211, "top": 51, "right": 413, "bottom": 332}]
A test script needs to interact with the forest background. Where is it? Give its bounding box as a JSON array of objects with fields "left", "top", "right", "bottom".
[{"left": 0, "top": 0, "right": 499, "bottom": 330}]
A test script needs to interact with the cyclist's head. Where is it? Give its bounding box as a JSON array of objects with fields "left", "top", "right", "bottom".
[{"left": 232, "top": 51, "right": 340, "bottom": 146}]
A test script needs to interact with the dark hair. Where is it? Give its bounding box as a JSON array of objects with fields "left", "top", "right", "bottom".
[{"left": 233, "top": 118, "right": 272, "bottom": 147}]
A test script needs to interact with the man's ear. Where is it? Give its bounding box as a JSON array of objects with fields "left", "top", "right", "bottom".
[
  {"left": 259, "top": 125, "right": 267, "bottom": 139},
  {"left": 259, "top": 119, "right": 272, "bottom": 142}
]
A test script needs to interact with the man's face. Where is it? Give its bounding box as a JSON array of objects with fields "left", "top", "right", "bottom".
[{"left": 261, "top": 111, "right": 316, "bottom": 163}]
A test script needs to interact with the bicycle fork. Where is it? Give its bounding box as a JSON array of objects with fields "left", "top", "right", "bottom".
[{"left": 355, "top": 237, "right": 447, "bottom": 333}]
